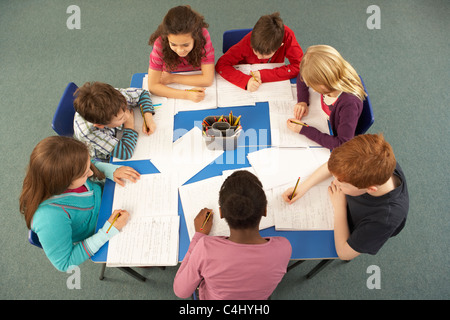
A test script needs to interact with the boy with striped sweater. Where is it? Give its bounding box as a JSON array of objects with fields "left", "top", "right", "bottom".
[{"left": 73, "top": 81, "right": 155, "bottom": 160}]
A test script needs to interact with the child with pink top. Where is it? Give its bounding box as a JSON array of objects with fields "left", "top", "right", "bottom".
[
  {"left": 173, "top": 171, "right": 291, "bottom": 300},
  {"left": 147, "top": 5, "right": 215, "bottom": 103}
]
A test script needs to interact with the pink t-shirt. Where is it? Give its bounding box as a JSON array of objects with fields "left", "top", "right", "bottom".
[
  {"left": 173, "top": 232, "right": 292, "bottom": 300},
  {"left": 149, "top": 28, "right": 215, "bottom": 72}
]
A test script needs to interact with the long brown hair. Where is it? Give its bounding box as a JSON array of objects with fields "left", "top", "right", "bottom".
[
  {"left": 148, "top": 5, "right": 209, "bottom": 71},
  {"left": 19, "top": 136, "right": 105, "bottom": 229}
]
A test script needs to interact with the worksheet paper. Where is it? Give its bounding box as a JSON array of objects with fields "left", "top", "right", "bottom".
[
  {"left": 113, "top": 96, "right": 174, "bottom": 162},
  {"left": 107, "top": 173, "right": 180, "bottom": 266},
  {"left": 216, "top": 63, "right": 294, "bottom": 107},
  {"left": 143, "top": 72, "right": 218, "bottom": 113},
  {"left": 247, "top": 147, "right": 330, "bottom": 190},
  {"left": 106, "top": 215, "right": 180, "bottom": 266},
  {"left": 179, "top": 174, "right": 275, "bottom": 241},
  {"left": 269, "top": 90, "right": 330, "bottom": 148},
  {"left": 111, "top": 173, "right": 178, "bottom": 218},
  {"left": 268, "top": 177, "right": 334, "bottom": 230},
  {"left": 150, "top": 127, "right": 224, "bottom": 187}
]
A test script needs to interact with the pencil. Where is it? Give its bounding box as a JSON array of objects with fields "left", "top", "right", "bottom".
[
  {"left": 106, "top": 211, "right": 121, "bottom": 233},
  {"left": 289, "top": 120, "right": 309, "bottom": 127},
  {"left": 200, "top": 210, "right": 212, "bottom": 230},
  {"left": 233, "top": 115, "right": 241, "bottom": 126},
  {"left": 290, "top": 177, "right": 301, "bottom": 200},
  {"left": 140, "top": 104, "right": 148, "bottom": 129},
  {"left": 185, "top": 89, "right": 204, "bottom": 92},
  {"left": 229, "top": 111, "right": 233, "bottom": 125},
  {"left": 250, "top": 71, "right": 259, "bottom": 82}
]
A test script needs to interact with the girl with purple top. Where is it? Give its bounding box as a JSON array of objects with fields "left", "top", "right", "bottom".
[
  {"left": 287, "top": 45, "right": 366, "bottom": 149},
  {"left": 173, "top": 170, "right": 291, "bottom": 300},
  {"left": 147, "top": 5, "right": 215, "bottom": 103}
]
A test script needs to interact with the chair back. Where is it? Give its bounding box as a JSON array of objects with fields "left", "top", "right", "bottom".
[
  {"left": 28, "top": 230, "right": 43, "bottom": 249},
  {"left": 355, "top": 76, "right": 374, "bottom": 135},
  {"left": 52, "top": 82, "right": 78, "bottom": 136},
  {"left": 222, "top": 28, "right": 252, "bottom": 53}
]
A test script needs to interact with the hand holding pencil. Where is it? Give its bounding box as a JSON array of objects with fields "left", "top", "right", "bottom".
[
  {"left": 194, "top": 208, "right": 214, "bottom": 234},
  {"left": 185, "top": 87, "right": 206, "bottom": 103},
  {"left": 286, "top": 118, "right": 309, "bottom": 133},
  {"left": 106, "top": 209, "right": 130, "bottom": 233}
]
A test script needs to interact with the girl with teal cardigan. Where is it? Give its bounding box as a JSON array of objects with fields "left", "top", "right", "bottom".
[{"left": 19, "top": 136, "right": 140, "bottom": 272}]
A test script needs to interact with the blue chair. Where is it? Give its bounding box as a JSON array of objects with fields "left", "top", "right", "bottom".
[
  {"left": 355, "top": 76, "right": 374, "bottom": 135},
  {"left": 52, "top": 82, "right": 78, "bottom": 136},
  {"left": 28, "top": 230, "right": 42, "bottom": 249},
  {"left": 222, "top": 28, "right": 252, "bottom": 53}
]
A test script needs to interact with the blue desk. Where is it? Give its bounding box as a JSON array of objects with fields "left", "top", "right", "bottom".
[{"left": 92, "top": 73, "right": 337, "bottom": 267}]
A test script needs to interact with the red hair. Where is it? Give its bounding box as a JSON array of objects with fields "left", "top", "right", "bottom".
[{"left": 328, "top": 134, "right": 396, "bottom": 188}]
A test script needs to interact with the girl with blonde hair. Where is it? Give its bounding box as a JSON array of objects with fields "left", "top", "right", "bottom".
[
  {"left": 19, "top": 136, "right": 140, "bottom": 272},
  {"left": 287, "top": 45, "right": 367, "bottom": 149}
]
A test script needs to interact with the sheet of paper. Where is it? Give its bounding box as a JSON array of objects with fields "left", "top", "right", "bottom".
[
  {"left": 268, "top": 177, "right": 334, "bottom": 230},
  {"left": 107, "top": 215, "right": 180, "bottom": 266},
  {"left": 150, "top": 127, "right": 224, "bottom": 186},
  {"left": 269, "top": 90, "right": 329, "bottom": 148},
  {"left": 112, "top": 173, "right": 178, "bottom": 218},
  {"left": 144, "top": 72, "right": 217, "bottom": 114},
  {"left": 247, "top": 147, "right": 325, "bottom": 190},
  {"left": 113, "top": 97, "right": 174, "bottom": 162},
  {"left": 215, "top": 72, "right": 256, "bottom": 107}
]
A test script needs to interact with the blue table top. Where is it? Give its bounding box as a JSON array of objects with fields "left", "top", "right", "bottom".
[{"left": 91, "top": 73, "right": 337, "bottom": 263}]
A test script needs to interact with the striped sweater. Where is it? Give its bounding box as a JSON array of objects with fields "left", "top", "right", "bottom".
[
  {"left": 31, "top": 161, "right": 121, "bottom": 272},
  {"left": 73, "top": 88, "right": 154, "bottom": 160}
]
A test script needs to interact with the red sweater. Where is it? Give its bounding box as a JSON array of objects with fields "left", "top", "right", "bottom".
[{"left": 215, "top": 26, "right": 303, "bottom": 90}]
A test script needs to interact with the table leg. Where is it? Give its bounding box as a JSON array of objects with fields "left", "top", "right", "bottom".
[{"left": 306, "top": 259, "right": 334, "bottom": 279}]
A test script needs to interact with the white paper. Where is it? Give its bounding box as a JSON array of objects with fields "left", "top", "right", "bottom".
[
  {"left": 111, "top": 173, "right": 178, "bottom": 218},
  {"left": 247, "top": 147, "right": 323, "bottom": 190},
  {"left": 268, "top": 177, "right": 334, "bottom": 230},
  {"left": 150, "top": 127, "right": 224, "bottom": 186},
  {"left": 107, "top": 215, "right": 180, "bottom": 266}
]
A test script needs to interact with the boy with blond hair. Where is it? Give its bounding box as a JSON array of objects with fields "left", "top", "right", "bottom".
[
  {"left": 73, "top": 82, "right": 156, "bottom": 161},
  {"left": 282, "top": 134, "right": 409, "bottom": 260}
]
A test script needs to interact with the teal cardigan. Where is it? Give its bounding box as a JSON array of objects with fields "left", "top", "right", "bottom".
[{"left": 31, "top": 161, "right": 121, "bottom": 272}]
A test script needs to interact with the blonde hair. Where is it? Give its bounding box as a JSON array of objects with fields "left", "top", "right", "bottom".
[{"left": 300, "top": 45, "right": 367, "bottom": 101}]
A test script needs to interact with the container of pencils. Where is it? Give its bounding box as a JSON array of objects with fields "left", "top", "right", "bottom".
[{"left": 202, "top": 114, "right": 242, "bottom": 150}]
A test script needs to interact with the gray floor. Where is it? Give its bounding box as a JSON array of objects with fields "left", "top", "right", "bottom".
[{"left": 1, "top": 0, "right": 449, "bottom": 300}]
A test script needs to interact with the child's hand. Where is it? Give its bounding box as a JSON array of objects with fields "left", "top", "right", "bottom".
[
  {"left": 282, "top": 185, "right": 305, "bottom": 204},
  {"left": 286, "top": 118, "right": 303, "bottom": 133},
  {"left": 294, "top": 102, "right": 309, "bottom": 120},
  {"left": 328, "top": 180, "right": 347, "bottom": 210},
  {"left": 108, "top": 210, "right": 129, "bottom": 231},
  {"left": 123, "top": 108, "right": 135, "bottom": 130},
  {"left": 186, "top": 88, "right": 206, "bottom": 102},
  {"left": 113, "top": 166, "right": 141, "bottom": 186},
  {"left": 142, "top": 113, "right": 156, "bottom": 135},
  {"left": 247, "top": 72, "right": 261, "bottom": 92},
  {"left": 194, "top": 208, "right": 213, "bottom": 235}
]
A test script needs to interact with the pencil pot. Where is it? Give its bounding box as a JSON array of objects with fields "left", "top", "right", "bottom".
[{"left": 202, "top": 115, "right": 242, "bottom": 150}]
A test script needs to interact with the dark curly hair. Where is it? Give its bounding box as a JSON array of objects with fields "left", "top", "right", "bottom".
[
  {"left": 148, "top": 5, "right": 209, "bottom": 71},
  {"left": 219, "top": 170, "right": 267, "bottom": 230}
]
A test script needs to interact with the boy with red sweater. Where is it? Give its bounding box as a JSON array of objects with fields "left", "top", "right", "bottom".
[{"left": 215, "top": 12, "right": 303, "bottom": 91}]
